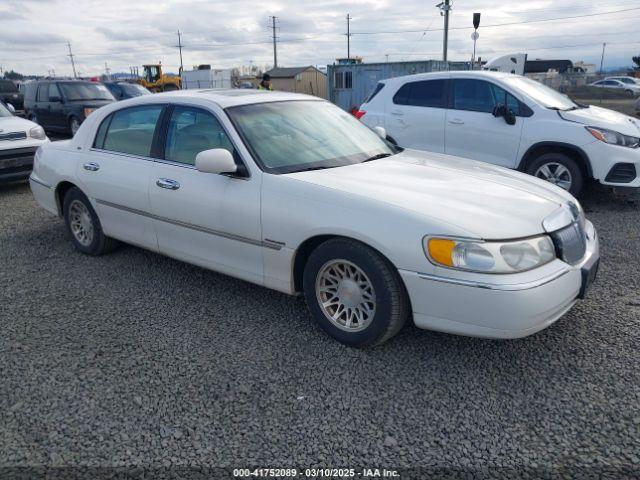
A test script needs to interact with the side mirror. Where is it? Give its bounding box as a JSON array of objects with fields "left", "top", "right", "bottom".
[
  {"left": 372, "top": 126, "right": 387, "bottom": 140},
  {"left": 492, "top": 104, "right": 516, "bottom": 125},
  {"left": 195, "top": 149, "right": 237, "bottom": 175},
  {"left": 6, "top": 103, "right": 16, "bottom": 114},
  {"left": 49, "top": 96, "right": 62, "bottom": 103}
]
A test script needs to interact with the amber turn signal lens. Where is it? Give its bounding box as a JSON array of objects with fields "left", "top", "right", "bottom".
[{"left": 427, "top": 238, "right": 456, "bottom": 267}]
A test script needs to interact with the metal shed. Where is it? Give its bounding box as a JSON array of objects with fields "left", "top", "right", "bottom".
[
  {"left": 327, "top": 60, "right": 470, "bottom": 111},
  {"left": 264, "top": 66, "right": 327, "bottom": 98}
]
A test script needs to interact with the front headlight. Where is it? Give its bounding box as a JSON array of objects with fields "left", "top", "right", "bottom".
[
  {"left": 425, "top": 235, "right": 556, "bottom": 273},
  {"left": 29, "top": 126, "right": 46, "bottom": 140},
  {"left": 586, "top": 126, "right": 639, "bottom": 148}
]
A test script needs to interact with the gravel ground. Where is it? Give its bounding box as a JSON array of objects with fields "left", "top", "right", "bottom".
[{"left": 0, "top": 181, "right": 639, "bottom": 479}]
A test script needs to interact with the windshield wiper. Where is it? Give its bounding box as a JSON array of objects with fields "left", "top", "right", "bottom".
[
  {"left": 291, "top": 165, "right": 336, "bottom": 173},
  {"left": 362, "top": 152, "right": 393, "bottom": 163}
]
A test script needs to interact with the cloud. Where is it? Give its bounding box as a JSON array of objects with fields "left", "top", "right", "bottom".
[{"left": 1, "top": 0, "right": 638, "bottom": 76}]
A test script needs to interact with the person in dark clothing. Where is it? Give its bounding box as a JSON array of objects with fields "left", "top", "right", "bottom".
[{"left": 259, "top": 73, "right": 273, "bottom": 91}]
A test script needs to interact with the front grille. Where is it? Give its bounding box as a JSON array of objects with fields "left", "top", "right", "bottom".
[
  {"left": 551, "top": 222, "right": 587, "bottom": 265},
  {"left": 0, "top": 131, "right": 27, "bottom": 141},
  {"left": 605, "top": 162, "right": 637, "bottom": 183}
]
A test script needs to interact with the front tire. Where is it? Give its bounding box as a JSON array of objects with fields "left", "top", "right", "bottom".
[
  {"left": 526, "top": 152, "right": 584, "bottom": 197},
  {"left": 303, "top": 238, "right": 409, "bottom": 347},
  {"left": 63, "top": 187, "right": 118, "bottom": 255}
]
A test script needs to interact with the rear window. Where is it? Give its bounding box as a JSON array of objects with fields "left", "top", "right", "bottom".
[
  {"left": 393, "top": 79, "right": 446, "bottom": 108},
  {"left": 364, "top": 83, "right": 385, "bottom": 103}
]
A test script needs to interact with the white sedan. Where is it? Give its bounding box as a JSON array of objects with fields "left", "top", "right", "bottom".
[
  {"left": 1, "top": 101, "right": 48, "bottom": 183},
  {"left": 29, "top": 90, "right": 599, "bottom": 347}
]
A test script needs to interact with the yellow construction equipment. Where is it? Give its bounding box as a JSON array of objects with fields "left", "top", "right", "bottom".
[{"left": 135, "top": 63, "right": 181, "bottom": 92}]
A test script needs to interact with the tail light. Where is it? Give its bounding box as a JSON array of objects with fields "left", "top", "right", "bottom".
[{"left": 353, "top": 110, "right": 366, "bottom": 120}]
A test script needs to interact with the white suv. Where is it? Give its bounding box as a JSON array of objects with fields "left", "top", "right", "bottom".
[{"left": 359, "top": 71, "right": 640, "bottom": 195}]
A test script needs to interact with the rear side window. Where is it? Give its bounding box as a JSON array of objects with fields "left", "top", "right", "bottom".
[
  {"left": 364, "top": 83, "right": 385, "bottom": 103},
  {"left": 393, "top": 80, "right": 446, "bottom": 108},
  {"left": 48, "top": 83, "right": 60, "bottom": 100},
  {"left": 96, "top": 105, "right": 163, "bottom": 157},
  {"left": 0, "top": 80, "right": 18, "bottom": 93}
]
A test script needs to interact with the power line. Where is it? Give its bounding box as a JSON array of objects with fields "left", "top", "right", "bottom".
[{"left": 352, "top": 6, "right": 640, "bottom": 35}]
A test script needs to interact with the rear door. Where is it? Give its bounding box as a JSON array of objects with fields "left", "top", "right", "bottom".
[
  {"left": 78, "top": 104, "right": 164, "bottom": 249},
  {"left": 384, "top": 78, "right": 448, "bottom": 152},
  {"left": 444, "top": 78, "right": 524, "bottom": 169}
]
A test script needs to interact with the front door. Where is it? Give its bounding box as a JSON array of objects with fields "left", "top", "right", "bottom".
[
  {"left": 444, "top": 78, "right": 523, "bottom": 169},
  {"left": 385, "top": 78, "right": 447, "bottom": 152},
  {"left": 77, "top": 103, "right": 164, "bottom": 250},
  {"left": 148, "top": 105, "right": 263, "bottom": 285}
]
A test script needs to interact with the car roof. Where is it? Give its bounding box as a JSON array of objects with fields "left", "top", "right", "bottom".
[
  {"left": 380, "top": 70, "right": 520, "bottom": 85},
  {"left": 114, "top": 89, "right": 322, "bottom": 109}
]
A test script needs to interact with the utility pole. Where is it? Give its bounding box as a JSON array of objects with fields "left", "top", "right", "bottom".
[
  {"left": 346, "top": 13, "right": 352, "bottom": 60},
  {"left": 67, "top": 41, "right": 77, "bottom": 78},
  {"left": 176, "top": 30, "right": 184, "bottom": 73},
  {"left": 270, "top": 16, "right": 278, "bottom": 68},
  {"left": 437, "top": 0, "right": 452, "bottom": 62},
  {"left": 599, "top": 42, "right": 606, "bottom": 75},
  {"left": 104, "top": 62, "right": 111, "bottom": 80}
]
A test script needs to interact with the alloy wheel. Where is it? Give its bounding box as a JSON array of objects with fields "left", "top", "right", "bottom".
[
  {"left": 70, "top": 118, "right": 80, "bottom": 136},
  {"left": 68, "top": 200, "right": 94, "bottom": 247},
  {"left": 534, "top": 162, "right": 573, "bottom": 191},
  {"left": 315, "top": 259, "right": 376, "bottom": 332}
]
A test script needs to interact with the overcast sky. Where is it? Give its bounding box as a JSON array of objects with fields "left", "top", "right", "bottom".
[{"left": 1, "top": 0, "right": 639, "bottom": 77}]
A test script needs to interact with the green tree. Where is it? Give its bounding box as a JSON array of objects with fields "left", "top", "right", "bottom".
[{"left": 3, "top": 70, "right": 24, "bottom": 80}]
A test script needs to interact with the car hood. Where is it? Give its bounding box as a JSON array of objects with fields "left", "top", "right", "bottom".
[
  {"left": 287, "top": 150, "right": 575, "bottom": 239},
  {"left": 559, "top": 105, "right": 640, "bottom": 137},
  {"left": 0, "top": 115, "right": 37, "bottom": 133}
]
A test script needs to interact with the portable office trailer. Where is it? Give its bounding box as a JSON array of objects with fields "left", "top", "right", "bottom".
[
  {"left": 181, "top": 69, "right": 238, "bottom": 90},
  {"left": 327, "top": 60, "right": 470, "bottom": 111}
]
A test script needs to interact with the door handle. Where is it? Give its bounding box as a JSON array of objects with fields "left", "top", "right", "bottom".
[
  {"left": 448, "top": 119, "right": 465, "bottom": 125},
  {"left": 156, "top": 178, "right": 180, "bottom": 190},
  {"left": 391, "top": 110, "right": 404, "bottom": 116},
  {"left": 83, "top": 162, "right": 100, "bottom": 171}
]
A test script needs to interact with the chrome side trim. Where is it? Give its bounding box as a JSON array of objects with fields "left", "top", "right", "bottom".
[
  {"left": 417, "top": 269, "right": 570, "bottom": 291},
  {"left": 95, "top": 199, "right": 283, "bottom": 250},
  {"left": 29, "top": 176, "right": 51, "bottom": 189}
]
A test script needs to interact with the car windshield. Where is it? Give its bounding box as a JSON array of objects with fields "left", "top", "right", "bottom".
[
  {"left": 59, "top": 82, "right": 115, "bottom": 101},
  {"left": 227, "top": 100, "right": 394, "bottom": 174},
  {"left": 503, "top": 75, "right": 579, "bottom": 111},
  {"left": 0, "top": 102, "right": 12, "bottom": 117},
  {"left": 0, "top": 81, "right": 19, "bottom": 93},
  {"left": 119, "top": 83, "right": 151, "bottom": 96}
]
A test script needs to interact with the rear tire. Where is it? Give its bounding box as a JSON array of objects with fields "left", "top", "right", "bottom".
[
  {"left": 63, "top": 187, "right": 118, "bottom": 255},
  {"left": 302, "top": 238, "right": 409, "bottom": 347},
  {"left": 526, "top": 152, "right": 584, "bottom": 197}
]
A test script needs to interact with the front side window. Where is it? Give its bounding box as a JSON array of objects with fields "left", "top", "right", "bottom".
[
  {"left": 36, "top": 84, "right": 49, "bottom": 102},
  {"left": 452, "top": 79, "right": 499, "bottom": 113},
  {"left": 227, "top": 100, "right": 394, "bottom": 174},
  {"left": 48, "top": 83, "right": 61, "bottom": 101},
  {"left": 394, "top": 80, "right": 446, "bottom": 108},
  {"left": 97, "top": 105, "right": 163, "bottom": 157},
  {"left": 165, "top": 106, "right": 234, "bottom": 166}
]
